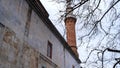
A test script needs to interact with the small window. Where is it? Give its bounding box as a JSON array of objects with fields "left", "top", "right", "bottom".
[
  {"left": 47, "top": 41, "right": 52, "bottom": 58},
  {"left": 0, "top": 22, "right": 5, "bottom": 33},
  {"left": 0, "top": 22, "right": 5, "bottom": 42}
]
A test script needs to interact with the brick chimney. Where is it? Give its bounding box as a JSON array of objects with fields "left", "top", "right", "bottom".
[
  {"left": 65, "top": 0, "right": 78, "bottom": 57},
  {"left": 64, "top": 16, "right": 78, "bottom": 57}
]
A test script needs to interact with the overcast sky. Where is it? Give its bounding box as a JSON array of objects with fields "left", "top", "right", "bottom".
[{"left": 40, "top": 0, "right": 65, "bottom": 23}]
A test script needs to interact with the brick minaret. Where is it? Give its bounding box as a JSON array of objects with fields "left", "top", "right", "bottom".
[{"left": 64, "top": 0, "right": 78, "bottom": 57}]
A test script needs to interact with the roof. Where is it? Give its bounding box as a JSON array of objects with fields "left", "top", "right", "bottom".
[{"left": 26, "top": 0, "right": 81, "bottom": 63}]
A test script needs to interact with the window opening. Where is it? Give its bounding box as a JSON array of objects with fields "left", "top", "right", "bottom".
[{"left": 47, "top": 41, "right": 52, "bottom": 58}]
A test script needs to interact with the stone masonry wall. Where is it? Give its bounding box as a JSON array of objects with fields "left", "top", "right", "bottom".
[{"left": 0, "top": 0, "right": 80, "bottom": 68}]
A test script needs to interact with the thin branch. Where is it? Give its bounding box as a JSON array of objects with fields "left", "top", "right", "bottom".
[
  {"left": 65, "top": 0, "right": 89, "bottom": 16},
  {"left": 113, "top": 60, "right": 120, "bottom": 68},
  {"left": 99, "top": 0, "right": 120, "bottom": 21},
  {"left": 83, "top": 49, "right": 102, "bottom": 63},
  {"left": 102, "top": 48, "right": 109, "bottom": 68},
  {"left": 84, "top": 0, "right": 120, "bottom": 37},
  {"left": 90, "top": 0, "right": 101, "bottom": 14}
]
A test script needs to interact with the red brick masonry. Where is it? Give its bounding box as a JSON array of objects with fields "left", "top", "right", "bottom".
[{"left": 65, "top": 17, "right": 78, "bottom": 57}]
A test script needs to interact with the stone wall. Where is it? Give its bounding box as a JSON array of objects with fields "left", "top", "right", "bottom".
[{"left": 0, "top": 0, "right": 80, "bottom": 68}]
